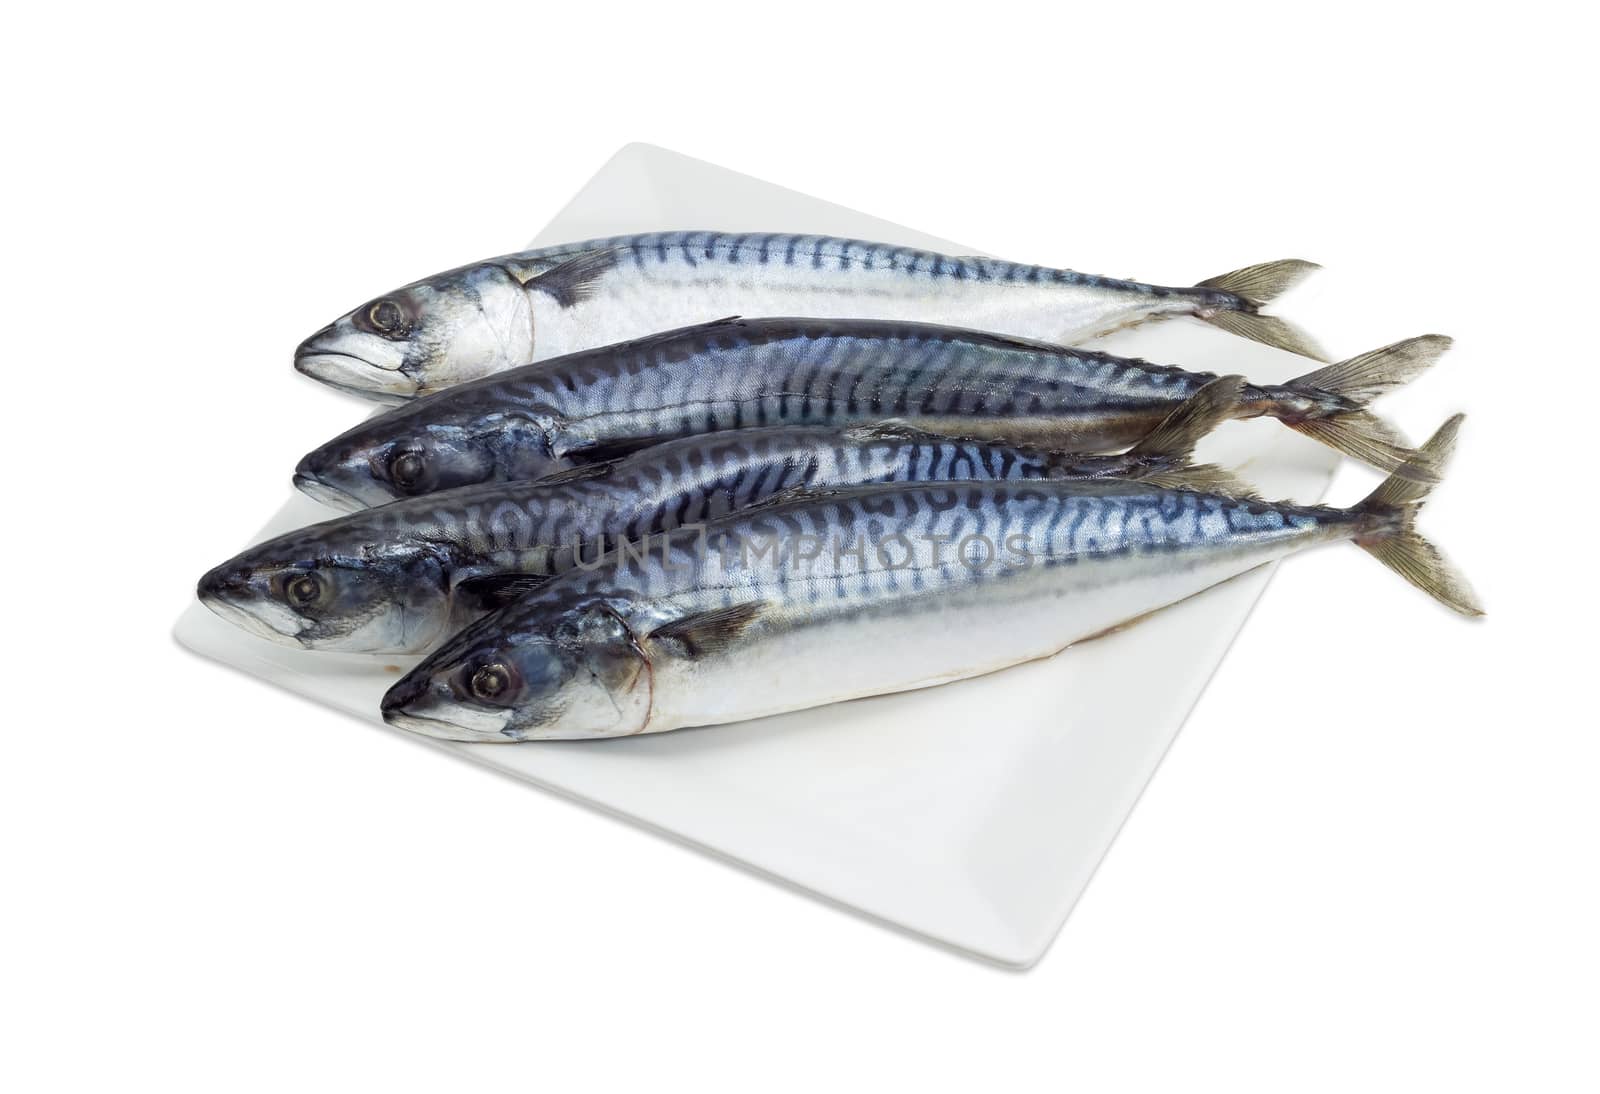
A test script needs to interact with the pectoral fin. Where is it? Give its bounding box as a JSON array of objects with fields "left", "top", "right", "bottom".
[
  {"left": 530, "top": 459, "right": 621, "bottom": 486},
  {"left": 454, "top": 573, "right": 551, "bottom": 611},
  {"left": 528, "top": 250, "right": 619, "bottom": 307},
  {"left": 647, "top": 602, "right": 763, "bottom": 657}
]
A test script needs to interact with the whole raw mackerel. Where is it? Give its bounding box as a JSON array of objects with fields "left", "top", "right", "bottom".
[
  {"left": 293, "top": 231, "right": 1325, "bottom": 399},
  {"left": 293, "top": 317, "right": 1445, "bottom": 510}
]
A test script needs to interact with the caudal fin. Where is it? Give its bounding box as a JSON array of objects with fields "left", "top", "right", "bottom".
[
  {"left": 1196, "top": 259, "right": 1328, "bottom": 361},
  {"left": 1354, "top": 414, "right": 1483, "bottom": 616},
  {"left": 1279, "top": 334, "right": 1452, "bottom": 480}
]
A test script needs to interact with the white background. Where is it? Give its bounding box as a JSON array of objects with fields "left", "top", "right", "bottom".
[{"left": 3, "top": 4, "right": 1594, "bottom": 1092}]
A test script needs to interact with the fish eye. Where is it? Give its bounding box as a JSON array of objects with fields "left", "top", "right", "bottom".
[
  {"left": 367, "top": 299, "right": 406, "bottom": 334},
  {"left": 278, "top": 571, "right": 328, "bottom": 612},
  {"left": 388, "top": 450, "right": 429, "bottom": 493},
  {"left": 459, "top": 660, "right": 520, "bottom": 706}
]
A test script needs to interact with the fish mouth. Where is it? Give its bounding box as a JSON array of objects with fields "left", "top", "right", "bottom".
[
  {"left": 380, "top": 700, "right": 518, "bottom": 743},
  {"left": 294, "top": 348, "right": 419, "bottom": 400},
  {"left": 197, "top": 588, "right": 309, "bottom": 648},
  {"left": 293, "top": 472, "right": 367, "bottom": 512},
  {"left": 380, "top": 670, "right": 518, "bottom": 741}
]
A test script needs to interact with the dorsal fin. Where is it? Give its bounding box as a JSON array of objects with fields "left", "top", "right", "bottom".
[
  {"left": 527, "top": 250, "right": 619, "bottom": 307},
  {"left": 545, "top": 316, "right": 749, "bottom": 374}
]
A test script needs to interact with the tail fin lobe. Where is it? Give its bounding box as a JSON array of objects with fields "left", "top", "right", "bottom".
[
  {"left": 1355, "top": 414, "right": 1482, "bottom": 616},
  {"left": 1280, "top": 334, "right": 1453, "bottom": 479},
  {"left": 1293, "top": 334, "right": 1452, "bottom": 403},
  {"left": 1204, "top": 310, "right": 1330, "bottom": 363},
  {"left": 1197, "top": 259, "right": 1321, "bottom": 308},
  {"left": 1289, "top": 410, "right": 1427, "bottom": 480}
]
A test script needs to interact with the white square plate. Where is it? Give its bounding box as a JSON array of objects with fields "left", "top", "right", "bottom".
[{"left": 175, "top": 143, "right": 1337, "bottom": 967}]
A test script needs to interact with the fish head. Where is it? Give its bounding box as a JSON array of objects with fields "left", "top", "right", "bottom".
[
  {"left": 292, "top": 401, "right": 557, "bottom": 509},
  {"left": 381, "top": 598, "right": 651, "bottom": 742},
  {"left": 294, "top": 262, "right": 534, "bottom": 399},
  {"left": 197, "top": 528, "right": 454, "bottom": 653}
]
